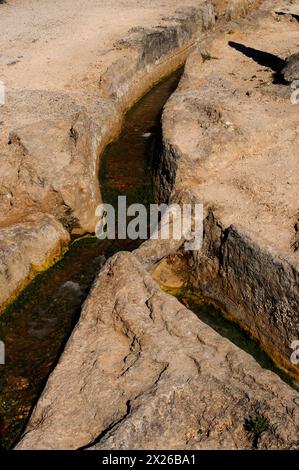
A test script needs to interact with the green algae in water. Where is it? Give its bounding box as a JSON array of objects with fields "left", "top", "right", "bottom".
[
  {"left": 168, "top": 288, "right": 299, "bottom": 392},
  {"left": 1, "top": 65, "right": 297, "bottom": 449},
  {"left": 0, "top": 69, "right": 183, "bottom": 450}
]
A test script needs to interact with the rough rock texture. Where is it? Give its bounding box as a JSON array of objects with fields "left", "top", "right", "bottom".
[
  {"left": 0, "top": 0, "right": 263, "bottom": 311},
  {"left": 282, "top": 52, "right": 299, "bottom": 82},
  {"left": 0, "top": 0, "right": 206, "bottom": 310},
  {"left": 0, "top": 0, "right": 237, "bottom": 311},
  {"left": 16, "top": 251, "right": 299, "bottom": 450},
  {"left": 154, "top": 0, "right": 299, "bottom": 377},
  {"left": 0, "top": 0, "right": 260, "bottom": 234},
  {"left": 0, "top": 213, "right": 70, "bottom": 311},
  {"left": 0, "top": 2, "right": 204, "bottom": 233}
]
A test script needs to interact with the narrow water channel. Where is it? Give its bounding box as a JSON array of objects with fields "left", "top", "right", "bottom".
[
  {"left": 0, "top": 68, "right": 297, "bottom": 451},
  {"left": 0, "top": 70, "right": 182, "bottom": 450},
  {"left": 165, "top": 288, "right": 299, "bottom": 392}
]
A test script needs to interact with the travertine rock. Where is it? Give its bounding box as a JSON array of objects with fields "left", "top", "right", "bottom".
[
  {"left": 0, "top": 2, "right": 208, "bottom": 234},
  {"left": 0, "top": 0, "right": 264, "bottom": 309},
  {"left": 15, "top": 252, "right": 299, "bottom": 450},
  {"left": 154, "top": 1, "right": 299, "bottom": 377},
  {"left": 0, "top": 213, "right": 69, "bottom": 310},
  {"left": 282, "top": 52, "right": 299, "bottom": 82},
  {"left": 0, "top": 1, "right": 209, "bottom": 307}
]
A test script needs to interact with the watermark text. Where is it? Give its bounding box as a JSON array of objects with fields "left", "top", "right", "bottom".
[{"left": 95, "top": 196, "right": 203, "bottom": 251}]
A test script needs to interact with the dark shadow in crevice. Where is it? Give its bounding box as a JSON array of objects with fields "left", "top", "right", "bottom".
[
  {"left": 275, "top": 11, "right": 299, "bottom": 22},
  {"left": 228, "top": 41, "right": 288, "bottom": 84}
]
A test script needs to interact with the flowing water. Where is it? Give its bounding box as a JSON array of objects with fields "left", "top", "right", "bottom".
[
  {"left": 0, "top": 70, "right": 182, "bottom": 449},
  {"left": 0, "top": 68, "right": 297, "bottom": 450}
]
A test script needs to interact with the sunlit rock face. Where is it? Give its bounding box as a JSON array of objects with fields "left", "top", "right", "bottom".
[{"left": 15, "top": 251, "right": 299, "bottom": 450}]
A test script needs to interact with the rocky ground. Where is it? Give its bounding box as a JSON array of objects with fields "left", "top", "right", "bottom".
[
  {"left": 160, "top": 0, "right": 299, "bottom": 261},
  {"left": 0, "top": 0, "right": 214, "bottom": 308},
  {"left": 0, "top": 0, "right": 203, "bottom": 232},
  {"left": 2, "top": 0, "right": 299, "bottom": 451},
  {"left": 155, "top": 0, "right": 299, "bottom": 378},
  {"left": 16, "top": 250, "right": 299, "bottom": 450},
  {"left": 0, "top": 0, "right": 266, "bottom": 313}
]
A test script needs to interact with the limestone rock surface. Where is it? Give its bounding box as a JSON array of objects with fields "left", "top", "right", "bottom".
[
  {"left": 0, "top": 213, "right": 70, "bottom": 310},
  {"left": 16, "top": 252, "right": 299, "bottom": 450},
  {"left": 282, "top": 52, "right": 299, "bottom": 82}
]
